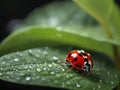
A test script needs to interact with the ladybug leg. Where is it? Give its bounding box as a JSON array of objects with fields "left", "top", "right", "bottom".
[
  {"left": 67, "top": 66, "right": 73, "bottom": 72},
  {"left": 60, "top": 62, "right": 68, "bottom": 66},
  {"left": 60, "top": 62, "right": 66, "bottom": 65}
]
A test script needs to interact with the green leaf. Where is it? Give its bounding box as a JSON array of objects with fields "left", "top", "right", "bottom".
[
  {"left": 0, "top": 1, "right": 120, "bottom": 57},
  {"left": 73, "top": 0, "right": 120, "bottom": 42},
  {"left": 0, "top": 26, "right": 113, "bottom": 57},
  {"left": 0, "top": 47, "right": 119, "bottom": 90}
]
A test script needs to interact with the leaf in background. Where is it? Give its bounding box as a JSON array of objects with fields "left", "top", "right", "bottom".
[
  {"left": 0, "top": 47, "right": 119, "bottom": 90},
  {"left": 73, "top": 0, "right": 120, "bottom": 43},
  {"left": 0, "top": 1, "right": 120, "bottom": 57}
]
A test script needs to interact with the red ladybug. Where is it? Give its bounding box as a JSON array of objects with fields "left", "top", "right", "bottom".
[{"left": 65, "top": 50, "right": 93, "bottom": 72}]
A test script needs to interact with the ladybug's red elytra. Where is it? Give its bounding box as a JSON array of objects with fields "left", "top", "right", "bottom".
[{"left": 65, "top": 50, "right": 93, "bottom": 72}]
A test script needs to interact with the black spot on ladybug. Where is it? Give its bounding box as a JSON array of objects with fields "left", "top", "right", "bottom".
[
  {"left": 84, "top": 58, "right": 88, "bottom": 62},
  {"left": 66, "top": 60, "right": 69, "bottom": 62},
  {"left": 75, "top": 64, "right": 82, "bottom": 68},
  {"left": 79, "top": 65, "right": 82, "bottom": 68},
  {"left": 79, "top": 53, "right": 82, "bottom": 56},
  {"left": 75, "top": 64, "right": 79, "bottom": 67},
  {"left": 82, "top": 53, "right": 87, "bottom": 56},
  {"left": 74, "top": 57, "right": 78, "bottom": 61},
  {"left": 68, "top": 53, "right": 71, "bottom": 57},
  {"left": 71, "top": 60, "right": 74, "bottom": 63}
]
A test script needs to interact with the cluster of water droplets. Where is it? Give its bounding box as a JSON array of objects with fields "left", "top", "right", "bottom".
[{"left": 0, "top": 47, "right": 119, "bottom": 90}]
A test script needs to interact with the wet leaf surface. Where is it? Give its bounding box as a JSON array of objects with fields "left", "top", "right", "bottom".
[{"left": 0, "top": 47, "right": 119, "bottom": 90}]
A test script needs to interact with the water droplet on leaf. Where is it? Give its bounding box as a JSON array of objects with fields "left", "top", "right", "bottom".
[
  {"left": 66, "top": 74, "right": 70, "bottom": 78},
  {"left": 43, "top": 68, "right": 47, "bottom": 71},
  {"left": 25, "top": 76, "right": 31, "bottom": 81},
  {"left": 0, "top": 67, "right": 3, "bottom": 70},
  {"left": 92, "top": 87, "right": 95, "bottom": 90},
  {"left": 16, "top": 52, "right": 23, "bottom": 56},
  {"left": 110, "top": 81, "right": 114, "bottom": 84},
  {"left": 48, "top": 64, "right": 52, "bottom": 68},
  {"left": 50, "top": 72, "right": 55, "bottom": 75},
  {"left": 43, "top": 51, "right": 48, "bottom": 56},
  {"left": 42, "top": 77, "right": 45, "bottom": 81},
  {"left": 1, "top": 61, "right": 6, "bottom": 65},
  {"left": 36, "top": 68, "right": 41, "bottom": 72},
  {"left": 54, "top": 80, "right": 58, "bottom": 84},
  {"left": 107, "top": 72, "right": 110, "bottom": 75},
  {"left": 0, "top": 73, "right": 2, "bottom": 76},
  {"left": 28, "top": 49, "right": 32, "bottom": 54},
  {"left": 56, "top": 74, "right": 60, "bottom": 78},
  {"left": 61, "top": 68, "right": 65, "bottom": 72},
  {"left": 66, "top": 81, "right": 70, "bottom": 85},
  {"left": 13, "top": 58, "right": 19, "bottom": 62},
  {"left": 100, "top": 79, "right": 102, "bottom": 83},
  {"left": 98, "top": 86, "right": 101, "bottom": 89},
  {"left": 62, "top": 82, "right": 65, "bottom": 87},
  {"left": 52, "top": 56, "right": 58, "bottom": 61},
  {"left": 76, "top": 82, "right": 81, "bottom": 88},
  {"left": 115, "top": 74, "right": 118, "bottom": 78}
]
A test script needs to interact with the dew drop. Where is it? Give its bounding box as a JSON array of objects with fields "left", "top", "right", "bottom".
[
  {"left": 96, "top": 68, "right": 99, "bottom": 71},
  {"left": 35, "top": 54, "right": 39, "bottom": 58},
  {"left": 100, "top": 79, "right": 102, "bottom": 83},
  {"left": 43, "top": 67, "right": 47, "bottom": 71},
  {"left": 66, "top": 74, "right": 70, "bottom": 78},
  {"left": 6, "top": 56, "right": 10, "bottom": 59},
  {"left": 62, "top": 82, "right": 65, "bottom": 87},
  {"left": 50, "top": 72, "right": 55, "bottom": 75},
  {"left": 43, "top": 51, "right": 48, "bottom": 56},
  {"left": 66, "top": 81, "right": 70, "bottom": 85},
  {"left": 16, "top": 52, "right": 23, "bottom": 56},
  {"left": 1, "top": 61, "right": 6, "bottom": 65},
  {"left": 56, "top": 74, "right": 60, "bottom": 78},
  {"left": 52, "top": 56, "right": 58, "bottom": 61},
  {"left": 0, "top": 73, "right": 2, "bottom": 76},
  {"left": 110, "top": 81, "right": 114, "bottom": 84},
  {"left": 61, "top": 68, "right": 65, "bottom": 72},
  {"left": 48, "top": 64, "right": 52, "bottom": 68},
  {"left": 16, "top": 77, "right": 20, "bottom": 80},
  {"left": 6, "top": 72, "right": 13, "bottom": 75},
  {"left": 36, "top": 76, "right": 40, "bottom": 79},
  {"left": 98, "top": 86, "right": 101, "bottom": 89},
  {"left": 54, "top": 80, "right": 58, "bottom": 84},
  {"left": 115, "top": 74, "right": 118, "bottom": 78},
  {"left": 28, "top": 49, "right": 32, "bottom": 54},
  {"left": 20, "top": 72, "right": 24, "bottom": 76},
  {"left": 13, "top": 58, "right": 19, "bottom": 62},
  {"left": 42, "top": 77, "right": 45, "bottom": 81},
  {"left": 36, "top": 68, "right": 41, "bottom": 72},
  {"left": 92, "top": 87, "right": 95, "bottom": 90},
  {"left": 0, "top": 67, "right": 3, "bottom": 70},
  {"left": 76, "top": 82, "right": 81, "bottom": 88},
  {"left": 107, "top": 71, "right": 110, "bottom": 75},
  {"left": 25, "top": 76, "right": 31, "bottom": 81}
]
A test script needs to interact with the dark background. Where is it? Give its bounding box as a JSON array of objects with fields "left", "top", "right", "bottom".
[
  {"left": 0, "top": 0, "right": 120, "bottom": 89},
  {"left": 0, "top": 0, "right": 55, "bottom": 42}
]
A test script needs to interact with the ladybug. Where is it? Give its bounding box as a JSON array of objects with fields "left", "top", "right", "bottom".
[{"left": 65, "top": 50, "right": 93, "bottom": 72}]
